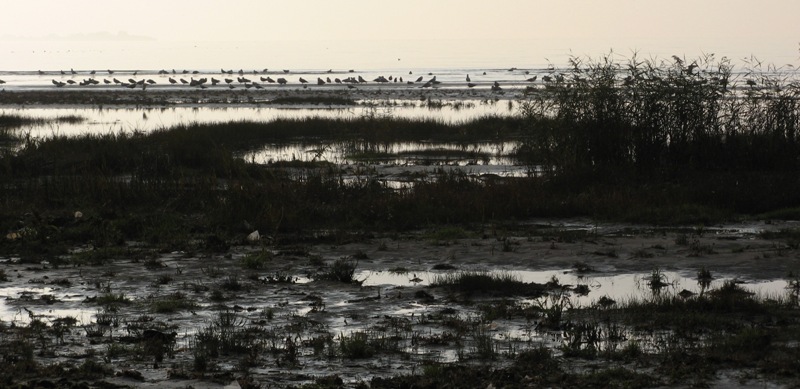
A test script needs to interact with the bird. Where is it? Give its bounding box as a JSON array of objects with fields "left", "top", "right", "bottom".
[
  {"left": 168, "top": 77, "right": 177, "bottom": 84},
  {"left": 415, "top": 76, "right": 423, "bottom": 82},
  {"left": 107, "top": 69, "right": 114, "bottom": 74},
  {"left": 277, "top": 78, "right": 287, "bottom": 85},
  {"left": 466, "top": 74, "right": 471, "bottom": 82},
  {"left": 526, "top": 76, "right": 537, "bottom": 82},
  {"left": 0, "top": 79, "right": 5, "bottom": 84},
  {"left": 467, "top": 83, "right": 476, "bottom": 88},
  {"left": 317, "top": 78, "right": 325, "bottom": 85},
  {"left": 103, "top": 79, "right": 111, "bottom": 84},
  {"left": 70, "top": 68, "right": 76, "bottom": 74},
  {"left": 358, "top": 75, "right": 367, "bottom": 83},
  {"left": 299, "top": 77, "right": 308, "bottom": 84},
  {"left": 266, "top": 77, "right": 275, "bottom": 83}
]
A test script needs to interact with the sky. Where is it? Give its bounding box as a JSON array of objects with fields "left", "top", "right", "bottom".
[{"left": 2, "top": 0, "right": 799, "bottom": 65}]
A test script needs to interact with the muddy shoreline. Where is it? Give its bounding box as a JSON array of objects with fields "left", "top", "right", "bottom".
[{"left": 2, "top": 220, "right": 800, "bottom": 388}]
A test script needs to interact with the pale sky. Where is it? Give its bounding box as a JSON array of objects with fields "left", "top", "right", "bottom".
[{"left": 2, "top": 0, "right": 799, "bottom": 63}]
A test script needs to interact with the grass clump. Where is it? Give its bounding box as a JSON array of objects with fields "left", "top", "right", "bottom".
[
  {"left": 240, "top": 250, "right": 273, "bottom": 270},
  {"left": 431, "top": 270, "right": 546, "bottom": 297},
  {"left": 150, "top": 292, "right": 198, "bottom": 314},
  {"left": 315, "top": 258, "right": 360, "bottom": 283}
]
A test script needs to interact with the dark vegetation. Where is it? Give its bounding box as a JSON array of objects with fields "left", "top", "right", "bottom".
[{"left": 2, "top": 55, "right": 799, "bottom": 258}]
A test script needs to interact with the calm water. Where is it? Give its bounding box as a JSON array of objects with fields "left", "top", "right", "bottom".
[
  {"left": 0, "top": 102, "right": 516, "bottom": 137},
  {"left": 1, "top": 39, "right": 797, "bottom": 90}
]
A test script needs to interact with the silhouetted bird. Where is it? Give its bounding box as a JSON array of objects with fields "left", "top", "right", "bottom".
[
  {"left": 466, "top": 74, "right": 471, "bottom": 82},
  {"left": 169, "top": 78, "right": 177, "bottom": 84}
]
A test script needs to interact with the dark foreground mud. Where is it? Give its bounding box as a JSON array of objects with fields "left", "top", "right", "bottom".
[{"left": 2, "top": 221, "right": 800, "bottom": 388}]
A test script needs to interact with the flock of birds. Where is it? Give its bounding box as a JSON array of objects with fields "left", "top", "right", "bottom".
[{"left": 26, "top": 67, "right": 544, "bottom": 91}]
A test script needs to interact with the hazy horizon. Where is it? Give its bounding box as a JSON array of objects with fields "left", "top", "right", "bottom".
[{"left": 2, "top": 0, "right": 799, "bottom": 69}]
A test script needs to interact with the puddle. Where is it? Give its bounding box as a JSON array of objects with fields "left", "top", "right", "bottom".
[{"left": 357, "top": 268, "right": 790, "bottom": 306}]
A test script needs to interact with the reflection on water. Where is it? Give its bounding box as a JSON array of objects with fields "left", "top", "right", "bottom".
[
  {"left": 1, "top": 102, "right": 513, "bottom": 137},
  {"left": 358, "top": 269, "right": 790, "bottom": 306}
]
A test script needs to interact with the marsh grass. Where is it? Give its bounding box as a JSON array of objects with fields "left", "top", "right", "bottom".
[{"left": 1, "top": 55, "right": 800, "bottom": 260}]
